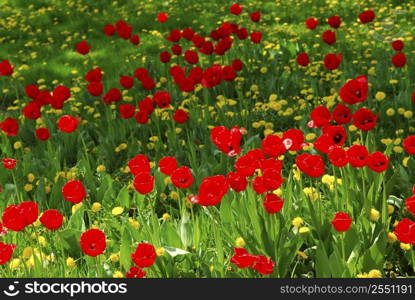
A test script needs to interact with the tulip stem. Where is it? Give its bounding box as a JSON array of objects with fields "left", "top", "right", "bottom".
[
  {"left": 411, "top": 251, "right": 415, "bottom": 273},
  {"left": 340, "top": 167, "right": 349, "bottom": 211},
  {"left": 11, "top": 171, "right": 23, "bottom": 203},
  {"left": 332, "top": 165, "right": 339, "bottom": 211},
  {"left": 341, "top": 232, "right": 346, "bottom": 264},
  {"left": 95, "top": 256, "right": 102, "bottom": 277},
  {"left": 31, "top": 224, "right": 45, "bottom": 269},
  {"left": 381, "top": 174, "right": 388, "bottom": 226},
  {"left": 362, "top": 168, "right": 370, "bottom": 217}
]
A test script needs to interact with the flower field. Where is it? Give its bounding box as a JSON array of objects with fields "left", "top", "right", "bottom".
[{"left": 0, "top": 0, "right": 415, "bottom": 278}]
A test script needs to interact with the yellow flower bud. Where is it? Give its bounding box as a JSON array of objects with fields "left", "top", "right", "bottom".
[
  {"left": 9, "top": 258, "right": 21, "bottom": 270},
  {"left": 27, "top": 173, "right": 35, "bottom": 183},
  {"left": 235, "top": 237, "right": 246, "bottom": 248},
  {"left": 91, "top": 202, "right": 101, "bottom": 212},
  {"left": 400, "top": 243, "right": 412, "bottom": 251},
  {"left": 292, "top": 217, "right": 304, "bottom": 228},
  {"left": 375, "top": 92, "right": 386, "bottom": 101},
  {"left": 24, "top": 184, "right": 33, "bottom": 192},
  {"left": 299, "top": 227, "right": 310, "bottom": 234},
  {"left": 370, "top": 208, "right": 380, "bottom": 222},
  {"left": 112, "top": 207, "right": 124, "bottom": 216},
  {"left": 110, "top": 253, "right": 119, "bottom": 262},
  {"left": 96, "top": 165, "right": 106, "bottom": 172},
  {"left": 66, "top": 257, "right": 76, "bottom": 268},
  {"left": 387, "top": 232, "right": 397, "bottom": 243},
  {"left": 156, "top": 247, "right": 166, "bottom": 256},
  {"left": 113, "top": 271, "right": 124, "bottom": 278}
]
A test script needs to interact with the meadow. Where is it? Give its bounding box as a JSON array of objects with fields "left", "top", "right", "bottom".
[{"left": 0, "top": 0, "right": 414, "bottom": 278}]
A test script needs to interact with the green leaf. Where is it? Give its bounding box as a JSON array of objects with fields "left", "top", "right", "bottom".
[
  {"left": 387, "top": 195, "right": 403, "bottom": 210},
  {"left": 117, "top": 186, "right": 130, "bottom": 208},
  {"left": 160, "top": 222, "right": 182, "bottom": 248},
  {"left": 315, "top": 244, "right": 331, "bottom": 277},
  {"left": 96, "top": 174, "right": 112, "bottom": 202},
  {"left": 179, "top": 214, "right": 193, "bottom": 248},
  {"left": 57, "top": 229, "right": 82, "bottom": 257},
  {"left": 164, "top": 246, "right": 190, "bottom": 257},
  {"left": 120, "top": 228, "right": 132, "bottom": 271},
  {"left": 154, "top": 169, "right": 166, "bottom": 193},
  {"left": 67, "top": 203, "right": 85, "bottom": 230},
  {"left": 329, "top": 250, "right": 346, "bottom": 277}
]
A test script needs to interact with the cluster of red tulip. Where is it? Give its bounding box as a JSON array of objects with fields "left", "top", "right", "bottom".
[
  {"left": 230, "top": 248, "right": 275, "bottom": 275},
  {"left": 103, "top": 20, "right": 141, "bottom": 45},
  {"left": 1, "top": 2, "right": 415, "bottom": 277},
  {"left": 79, "top": 228, "right": 156, "bottom": 278},
  {"left": 1, "top": 200, "right": 65, "bottom": 232}
]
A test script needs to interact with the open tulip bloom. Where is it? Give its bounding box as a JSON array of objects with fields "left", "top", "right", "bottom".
[{"left": 0, "top": 0, "right": 414, "bottom": 281}]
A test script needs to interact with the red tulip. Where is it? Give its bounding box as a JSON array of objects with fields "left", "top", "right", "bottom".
[
  {"left": 403, "top": 136, "right": 415, "bottom": 155},
  {"left": 131, "top": 242, "right": 156, "bottom": 268},
  {"left": 305, "top": 18, "right": 318, "bottom": 29},
  {"left": 322, "top": 30, "right": 336, "bottom": 45},
  {"left": 339, "top": 76, "right": 368, "bottom": 105},
  {"left": 331, "top": 212, "right": 352, "bottom": 232},
  {"left": 359, "top": 10, "right": 375, "bottom": 24},
  {"left": 62, "top": 180, "right": 86, "bottom": 204},
  {"left": 80, "top": 229, "right": 106, "bottom": 257},
  {"left": 2, "top": 205, "right": 26, "bottom": 231},
  {"left": 295, "top": 153, "right": 325, "bottom": 178},
  {"left": 2, "top": 158, "right": 16, "bottom": 170},
  {"left": 392, "top": 52, "right": 406, "bottom": 68},
  {"left": 230, "top": 248, "right": 255, "bottom": 268},
  {"left": 251, "top": 255, "right": 275, "bottom": 275},
  {"left": 405, "top": 195, "right": 415, "bottom": 216},
  {"left": 263, "top": 193, "right": 284, "bottom": 214},
  {"left": 391, "top": 40, "right": 404, "bottom": 51},
  {"left": 126, "top": 266, "right": 146, "bottom": 278},
  {"left": 297, "top": 53, "right": 309, "bottom": 66},
  {"left": 0, "top": 242, "right": 14, "bottom": 265},
  {"left": 0, "top": 60, "right": 13, "bottom": 76},
  {"left": 191, "top": 175, "right": 229, "bottom": 206},
  {"left": 75, "top": 41, "right": 90, "bottom": 55},
  {"left": 119, "top": 104, "right": 135, "bottom": 119},
  {"left": 230, "top": 3, "right": 243, "bottom": 15},
  {"left": 157, "top": 12, "right": 168, "bottom": 23},
  {"left": 310, "top": 106, "right": 331, "bottom": 128},
  {"left": 0, "top": 117, "right": 19, "bottom": 136},
  {"left": 158, "top": 157, "right": 178, "bottom": 176},
  {"left": 366, "top": 152, "right": 389, "bottom": 173},
  {"left": 40, "top": 209, "right": 64, "bottom": 230},
  {"left": 332, "top": 104, "right": 352, "bottom": 125},
  {"left": 394, "top": 218, "right": 415, "bottom": 245},
  {"left": 261, "top": 134, "right": 286, "bottom": 157},
  {"left": 173, "top": 109, "right": 189, "bottom": 124},
  {"left": 328, "top": 147, "right": 348, "bottom": 168},
  {"left": 352, "top": 108, "right": 378, "bottom": 131},
  {"left": 211, "top": 126, "right": 243, "bottom": 157},
  {"left": 250, "top": 12, "right": 261, "bottom": 23},
  {"left": 120, "top": 75, "right": 134, "bottom": 89},
  {"left": 153, "top": 91, "right": 171, "bottom": 108},
  {"left": 133, "top": 172, "right": 154, "bottom": 194},
  {"left": 128, "top": 154, "right": 150, "bottom": 176},
  {"left": 227, "top": 172, "right": 248, "bottom": 192},
  {"left": 323, "top": 53, "right": 342, "bottom": 70},
  {"left": 171, "top": 166, "right": 194, "bottom": 189},
  {"left": 328, "top": 16, "right": 341, "bottom": 28},
  {"left": 57, "top": 115, "right": 78, "bottom": 133}
]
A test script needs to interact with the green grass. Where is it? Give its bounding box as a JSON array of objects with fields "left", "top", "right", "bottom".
[{"left": 0, "top": 0, "right": 414, "bottom": 278}]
